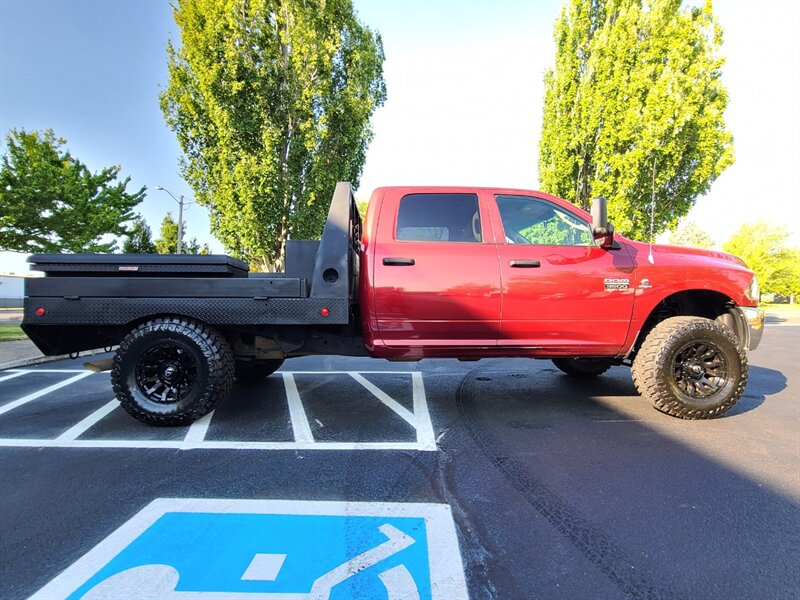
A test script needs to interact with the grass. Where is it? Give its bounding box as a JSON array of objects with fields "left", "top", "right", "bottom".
[{"left": 0, "top": 324, "right": 27, "bottom": 341}]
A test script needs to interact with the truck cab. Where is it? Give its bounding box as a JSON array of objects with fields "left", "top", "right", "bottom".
[{"left": 360, "top": 186, "right": 762, "bottom": 361}]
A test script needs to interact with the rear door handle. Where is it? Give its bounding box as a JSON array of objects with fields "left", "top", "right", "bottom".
[
  {"left": 383, "top": 257, "right": 416, "bottom": 266},
  {"left": 510, "top": 260, "right": 541, "bottom": 268}
]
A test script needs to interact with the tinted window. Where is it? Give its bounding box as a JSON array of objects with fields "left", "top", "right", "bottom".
[
  {"left": 396, "top": 194, "right": 482, "bottom": 242},
  {"left": 496, "top": 195, "right": 592, "bottom": 246}
]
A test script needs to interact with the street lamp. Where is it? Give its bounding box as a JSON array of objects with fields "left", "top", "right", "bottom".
[{"left": 153, "top": 186, "right": 191, "bottom": 254}]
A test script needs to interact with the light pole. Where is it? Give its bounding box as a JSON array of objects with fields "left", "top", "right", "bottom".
[{"left": 153, "top": 186, "right": 190, "bottom": 254}]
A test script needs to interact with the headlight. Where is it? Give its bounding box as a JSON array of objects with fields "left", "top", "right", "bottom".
[{"left": 746, "top": 275, "right": 760, "bottom": 303}]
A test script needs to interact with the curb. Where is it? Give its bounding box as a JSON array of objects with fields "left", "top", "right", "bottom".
[
  {"left": 0, "top": 353, "right": 72, "bottom": 370},
  {"left": 0, "top": 347, "right": 113, "bottom": 371}
]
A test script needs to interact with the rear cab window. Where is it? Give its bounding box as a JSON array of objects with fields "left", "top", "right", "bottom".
[{"left": 396, "top": 194, "right": 482, "bottom": 243}]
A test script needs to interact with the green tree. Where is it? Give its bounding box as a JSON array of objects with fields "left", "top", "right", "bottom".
[
  {"left": 539, "top": 0, "right": 733, "bottom": 239},
  {"left": 154, "top": 212, "right": 206, "bottom": 255},
  {"left": 0, "top": 129, "right": 145, "bottom": 253},
  {"left": 122, "top": 214, "right": 156, "bottom": 253},
  {"left": 769, "top": 250, "right": 800, "bottom": 302},
  {"left": 161, "top": 0, "right": 386, "bottom": 269},
  {"left": 723, "top": 222, "right": 800, "bottom": 300},
  {"left": 669, "top": 221, "right": 715, "bottom": 248}
]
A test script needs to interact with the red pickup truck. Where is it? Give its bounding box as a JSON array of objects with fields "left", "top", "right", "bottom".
[{"left": 22, "top": 183, "right": 764, "bottom": 425}]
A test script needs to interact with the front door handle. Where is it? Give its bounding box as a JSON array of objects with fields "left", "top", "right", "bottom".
[
  {"left": 509, "top": 260, "right": 541, "bottom": 268},
  {"left": 383, "top": 257, "right": 416, "bottom": 266}
]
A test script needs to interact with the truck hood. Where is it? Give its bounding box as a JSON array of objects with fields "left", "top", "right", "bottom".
[{"left": 624, "top": 240, "right": 748, "bottom": 268}]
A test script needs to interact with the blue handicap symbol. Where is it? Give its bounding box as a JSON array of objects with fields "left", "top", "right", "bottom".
[{"left": 70, "top": 511, "right": 433, "bottom": 599}]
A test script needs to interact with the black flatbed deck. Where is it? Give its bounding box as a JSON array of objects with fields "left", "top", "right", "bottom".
[{"left": 22, "top": 183, "right": 360, "bottom": 356}]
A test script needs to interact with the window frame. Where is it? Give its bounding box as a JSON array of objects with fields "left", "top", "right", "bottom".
[
  {"left": 494, "top": 194, "right": 595, "bottom": 247},
  {"left": 393, "top": 192, "right": 485, "bottom": 244}
]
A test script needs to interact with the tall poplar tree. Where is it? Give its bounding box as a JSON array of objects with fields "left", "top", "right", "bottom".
[
  {"left": 161, "top": 0, "right": 386, "bottom": 269},
  {"left": 539, "top": 0, "right": 733, "bottom": 239}
]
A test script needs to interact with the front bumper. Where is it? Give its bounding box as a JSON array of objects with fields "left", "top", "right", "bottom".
[{"left": 737, "top": 306, "right": 765, "bottom": 351}]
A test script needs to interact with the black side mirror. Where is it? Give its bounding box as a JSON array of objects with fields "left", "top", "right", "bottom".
[{"left": 591, "top": 196, "right": 615, "bottom": 249}]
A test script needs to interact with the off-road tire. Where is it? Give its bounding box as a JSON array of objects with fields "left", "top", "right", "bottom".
[
  {"left": 552, "top": 357, "right": 612, "bottom": 378},
  {"left": 234, "top": 358, "right": 285, "bottom": 382},
  {"left": 111, "top": 317, "right": 234, "bottom": 426},
  {"left": 632, "top": 316, "right": 747, "bottom": 419}
]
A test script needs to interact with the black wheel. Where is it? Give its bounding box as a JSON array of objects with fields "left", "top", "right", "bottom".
[
  {"left": 234, "top": 358, "right": 285, "bottom": 382},
  {"left": 552, "top": 357, "right": 612, "bottom": 378},
  {"left": 111, "top": 317, "right": 234, "bottom": 426},
  {"left": 632, "top": 316, "right": 747, "bottom": 419}
]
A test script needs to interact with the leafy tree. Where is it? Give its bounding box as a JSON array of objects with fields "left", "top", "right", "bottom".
[
  {"left": 154, "top": 212, "right": 206, "bottom": 255},
  {"left": 539, "top": 0, "right": 733, "bottom": 239},
  {"left": 669, "top": 221, "right": 715, "bottom": 248},
  {"left": 769, "top": 249, "right": 800, "bottom": 302},
  {"left": 161, "top": 0, "right": 386, "bottom": 269},
  {"left": 355, "top": 198, "right": 369, "bottom": 222},
  {"left": 0, "top": 129, "right": 145, "bottom": 253},
  {"left": 122, "top": 214, "right": 156, "bottom": 253},
  {"left": 723, "top": 222, "right": 800, "bottom": 300}
]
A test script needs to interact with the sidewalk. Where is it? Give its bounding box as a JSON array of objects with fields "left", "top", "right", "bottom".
[
  {"left": 0, "top": 339, "right": 71, "bottom": 370},
  {"left": 0, "top": 339, "right": 109, "bottom": 370}
]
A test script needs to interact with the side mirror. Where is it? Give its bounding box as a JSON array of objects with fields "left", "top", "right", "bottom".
[{"left": 591, "top": 196, "right": 615, "bottom": 249}]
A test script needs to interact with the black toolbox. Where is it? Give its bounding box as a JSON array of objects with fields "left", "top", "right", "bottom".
[{"left": 28, "top": 254, "right": 249, "bottom": 278}]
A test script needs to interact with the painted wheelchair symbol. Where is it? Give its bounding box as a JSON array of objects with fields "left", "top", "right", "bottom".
[{"left": 82, "top": 523, "right": 420, "bottom": 600}]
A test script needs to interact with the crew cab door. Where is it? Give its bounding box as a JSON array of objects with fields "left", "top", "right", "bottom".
[
  {"left": 491, "top": 194, "right": 635, "bottom": 354},
  {"left": 371, "top": 189, "right": 501, "bottom": 350}
]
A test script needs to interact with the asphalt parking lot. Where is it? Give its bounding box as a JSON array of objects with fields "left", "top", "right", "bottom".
[{"left": 1, "top": 322, "right": 798, "bottom": 599}]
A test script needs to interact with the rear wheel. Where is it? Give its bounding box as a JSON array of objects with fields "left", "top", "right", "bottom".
[
  {"left": 111, "top": 317, "right": 234, "bottom": 426},
  {"left": 632, "top": 316, "right": 747, "bottom": 419},
  {"left": 552, "top": 357, "right": 612, "bottom": 378},
  {"left": 234, "top": 358, "right": 285, "bottom": 382}
]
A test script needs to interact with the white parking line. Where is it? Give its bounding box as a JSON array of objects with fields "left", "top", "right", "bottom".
[
  {"left": 281, "top": 373, "right": 314, "bottom": 443},
  {"left": 184, "top": 410, "right": 215, "bottom": 443},
  {"left": 56, "top": 400, "right": 119, "bottom": 442},
  {"left": 412, "top": 372, "right": 436, "bottom": 448},
  {"left": 0, "top": 371, "right": 94, "bottom": 416},
  {"left": 2, "top": 368, "right": 99, "bottom": 374},
  {"left": 349, "top": 373, "right": 416, "bottom": 426},
  {"left": 0, "top": 371, "right": 27, "bottom": 383},
  {"left": 0, "top": 439, "right": 428, "bottom": 451},
  {"left": 0, "top": 371, "right": 437, "bottom": 452}
]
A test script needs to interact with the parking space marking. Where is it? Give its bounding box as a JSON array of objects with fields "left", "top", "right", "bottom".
[
  {"left": 0, "top": 371, "right": 94, "bottom": 416},
  {"left": 412, "top": 372, "right": 436, "bottom": 448},
  {"left": 183, "top": 410, "right": 215, "bottom": 443},
  {"left": 281, "top": 373, "right": 314, "bottom": 443},
  {"left": 30, "top": 498, "right": 468, "bottom": 600},
  {"left": 350, "top": 373, "right": 416, "bottom": 426},
  {"left": 0, "top": 370, "right": 437, "bottom": 451},
  {"left": 0, "top": 371, "right": 27, "bottom": 383},
  {"left": 55, "top": 400, "right": 119, "bottom": 442},
  {"left": 3, "top": 368, "right": 94, "bottom": 373},
  {"left": 0, "top": 438, "right": 428, "bottom": 451}
]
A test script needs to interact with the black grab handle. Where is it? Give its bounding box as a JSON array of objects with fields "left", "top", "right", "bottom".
[
  {"left": 383, "top": 257, "right": 416, "bottom": 266},
  {"left": 509, "top": 260, "right": 541, "bottom": 268}
]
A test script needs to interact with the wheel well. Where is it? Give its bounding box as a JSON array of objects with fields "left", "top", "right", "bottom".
[{"left": 632, "top": 290, "right": 743, "bottom": 357}]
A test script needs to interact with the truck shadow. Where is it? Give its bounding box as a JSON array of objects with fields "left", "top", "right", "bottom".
[
  {"left": 444, "top": 360, "right": 799, "bottom": 599},
  {"left": 535, "top": 362, "right": 782, "bottom": 418}
]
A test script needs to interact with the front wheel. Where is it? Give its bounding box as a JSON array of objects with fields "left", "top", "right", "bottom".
[
  {"left": 111, "top": 318, "right": 234, "bottom": 426},
  {"left": 632, "top": 316, "right": 747, "bottom": 419}
]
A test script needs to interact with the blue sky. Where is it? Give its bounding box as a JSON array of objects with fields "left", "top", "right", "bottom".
[{"left": 1, "top": 0, "right": 799, "bottom": 273}]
